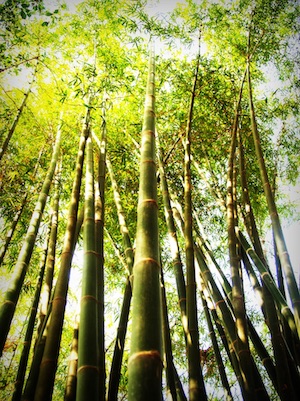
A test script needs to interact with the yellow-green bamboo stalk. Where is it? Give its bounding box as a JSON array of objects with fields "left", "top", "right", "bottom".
[
  {"left": 183, "top": 29, "right": 207, "bottom": 401},
  {"left": 33, "top": 107, "right": 90, "bottom": 401},
  {"left": 247, "top": 57, "right": 300, "bottom": 336},
  {"left": 128, "top": 43, "right": 163, "bottom": 401},
  {"left": 0, "top": 121, "right": 62, "bottom": 356},
  {"left": 76, "top": 136, "right": 99, "bottom": 401}
]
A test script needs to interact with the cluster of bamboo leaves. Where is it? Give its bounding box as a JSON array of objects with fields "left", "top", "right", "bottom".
[{"left": 0, "top": 0, "right": 300, "bottom": 400}]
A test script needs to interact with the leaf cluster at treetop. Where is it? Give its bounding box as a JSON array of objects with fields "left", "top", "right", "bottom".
[{"left": 0, "top": 0, "right": 300, "bottom": 400}]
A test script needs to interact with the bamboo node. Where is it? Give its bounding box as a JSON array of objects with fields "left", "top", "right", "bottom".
[
  {"left": 77, "top": 364, "right": 99, "bottom": 374},
  {"left": 129, "top": 350, "right": 163, "bottom": 368},
  {"left": 2, "top": 300, "right": 15, "bottom": 307},
  {"left": 138, "top": 198, "right": 158, "bottom": 208},
  {"left": 215, "top": 299, "right": 225, "bottom": 307},
  {"left": 134, "top": 257, "right": 160, "bottom": 269},
  {"left": 81, "top": 295, "right": 97, "bottom": 302},
  {"left": 52, "top": 296, "right": 66, "bottom": 304},
  {"left": 237, "top": 348, "right": 250, "bottom": 356}
]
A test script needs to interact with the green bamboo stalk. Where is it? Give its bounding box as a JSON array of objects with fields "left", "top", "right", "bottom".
[
  {"left": 194, "top": 225, "right": 280, "bottom": 392},
  {"left": 94, "top": 100, "right": 107, "bottom": 401},
  {"left": 200, "top": 288, "right": 234, "bottom": 401},
  {"left": 237, "top": 230, "right": 298, "bottom": 339},
  {"left": 38, "top": 161, "right": 61, "bottom": 334},
  {"left": 76, "top": 136, "right": 99, "bottom": 401},
  {"left": 226, "top": 71, "right": 256, "bottom": 399},
  {"left": 33, "top": 107, "right": 90, "bottom": 401},
  {"left": 241, "top": 248, "right": 298, "bottom": 399},
  {"left": 108, "top": 276, "right": 132, "bottom": 401},
  {"left": 272, "top": 232, "right": 300, "bottom": 366},
  {"left": 0, "top": 62, "right": 38, "bottom": 161},
  {"left": 128, "top": 43, "right": 163, "bottom": 401},
  {"left": 64, "top": 317, "right": 79, "bottom": 401},
  {"left": 194, "top": 244, "right": 270, "bottom": 400},
  {"left": 176, "top": 194, "right": 278, "bottom": 392},
  {"left": 0, "top": 147, "right": 44, "bottom": 266},
  {"left": 183, "top": 29, "right": 207, "bottom": 401},
  {"left": 238, "top": 132, "right": 298, "bottom": 398},
  {"left": 22, "top": 206, "right": 84, "bottom": 401},
  {"left": 11, "top": 231, "right": 49, "bottom": 401},
  {"left": 160, "top": 263, "right": 178, "bottom": 401},
  {"left": 247, "top": 58, "right": 300, "bottom": 335},
  {"left": 0, "top": 121, "right": 62, "bottom": 357},
  {"left": 106, "top": 155, "right": 135, "bottom": 401},
  {"left": 106, "top": 155, "right": 134, "bottom": 274},
  {"left": 0, "top": 194, "right": 27, "bottom": 266},
  {"left": 157, "top": 144, "right": 187, "bottom": 340}
]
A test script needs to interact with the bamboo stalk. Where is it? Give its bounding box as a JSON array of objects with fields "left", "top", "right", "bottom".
[
  {"left": 76, "top": 136, "right": 99, "bottom": 401},
  {"left": 64, "top": 317, "right": 79, "bottom": 401},
  {"left": 128, "top": 43, "right": 163, "bottom": 401},
  {"left": 94, "top": 99, "right": 107, "bottom": 401},
  {"left": 106, "top": 155, "right": 135, "bottom": 400},
  {"left": 0, "top": 62, "right": 38, "bottom": 161},
  {"left": 183, "top": 29, "right": 207, "bottom": 401},
  {"left": 0, "top": 121, "right": 62, "bottom": 356},
  {"left": 11, "top": 232, "right": 49, "bottom": 401},
  {"left": 247, "top": 58, "right": 300, "bottom": 336},
  {"left": 200, "top": 287, "right": 234, "bottom": 401},
  {"left": 33, "top": 107, "right": 90, "bottom": 401},
  {"left": 22, "top": 206, "right": 84, "bottom": 401},
  {"left": 157, "top": 143, "right": 187, "bottom": 340},
  {"left": 237, "top": 230, "right": 298, "bottom": 339}
]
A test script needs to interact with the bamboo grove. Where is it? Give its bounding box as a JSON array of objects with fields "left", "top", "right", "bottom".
[{"left": 0, "top": 0, "right": 300, "bottom": 400}]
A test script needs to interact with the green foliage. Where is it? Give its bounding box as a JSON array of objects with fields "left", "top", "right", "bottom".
[{"left": 0, "top": 0, "right": 300, "bottom": 399}]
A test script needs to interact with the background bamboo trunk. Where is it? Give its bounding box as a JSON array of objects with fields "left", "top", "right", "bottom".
[
  {"left": 0, "top": 62, "right": 38, "bottom": 161},
  {"left": 0, "top": 122, "right": 62, "bottom": 356},
  {"left": 64, "top": 318, "right": 79, "bottom": 401},
  {"left": 183, "top": 30, "right": 207, "bottom": 401},
  {"left": 157, "top": 147, "right": 187, "bottom": 340},
  {"left": 106, "top": 155, "right": 134, "bottom": 401},
  {"left": 76, "top": 136, "right": 99, "bottom": 401},
  {"left": 22, "top": 206, "right": 84, "bottom": 401},
  {"left": 247, "top": 60, "right": 300, "bottom": 337},
  {"left": 33, "top": 108, "right": 90, "bottom": 401},
  {"left": 11, "top": 232, "right": 49, "bottom": 401},
  {"left": 94, "top": 100, "right": 107, "bottom": 401}
]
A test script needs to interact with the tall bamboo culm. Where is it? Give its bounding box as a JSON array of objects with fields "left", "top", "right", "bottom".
[
  {"left": 76, "top": 136, "right": 99, "bottom": 401},
  {"left": 0, "top": 61, "right": 38, "bottom": 162},
  {"left": 184, "top": 30, "right": 207, "bottom": 401},
  {"left": 127, "top": 43, "right": 163, "bottom": 401},
  {"left": 247, "top": 59, "right": 300, "bottom": 338},
  {"left": 33, "top": 108, "right": 90, "bottom": 401},
  {"left": 0, "top": 122, "right": 62, "bottom": 356}
]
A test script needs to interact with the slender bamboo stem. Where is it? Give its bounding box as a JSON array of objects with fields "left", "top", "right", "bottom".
[
  {"left": 0, "top": 121, "right": 62, "bottom": 356},
  {"left": 76, "top": 136, "right": 99, "bottom": 401},
  {"left": 0, "top": 62, "right": 38, "bottom": 161},
  {"left": 106, "top": 155, "right": 135, "bottom": 400},
  {"left": 237, "top": 230, "right": 298, "bottom": 339},
  {"left": 160, "top": 264, "right": 178, "bottom": 401},
  {"left": 184, "top": 29, "right": 207, "bottom": 401},
  {"left": 200, "top": 287, "right": 234, "bottom": 401},
  {"left": 247, "top": 58, "right": 300, "bottom": 336},
  {"left": 64, "top": 318, "right": 79, "bottom": 401},
  {"left": 157, "top": 143, "right": 187, "bottom": 340},
  {"left": 94, "top": 99, "right": 107, "bottom": 401},
  {"left": 33, "top": 107, "right": 90, "bottom": 401},
  {"left": 11, "top": 232, "right": 49, "bottom": 401},
  {"left": 22, "top": 206, "right": 84, "bottom": 401}
]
